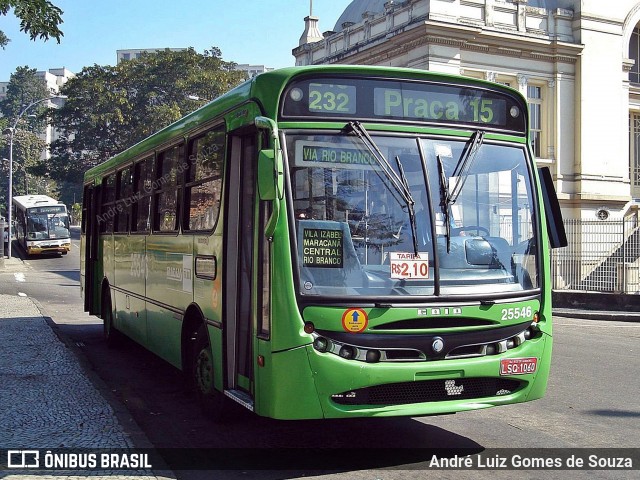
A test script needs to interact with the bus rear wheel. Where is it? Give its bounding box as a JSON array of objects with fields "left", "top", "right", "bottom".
[
  {"left": 191, "top": 326, "right": 228, "bottom": 421},
  {"left": 102, "top": 289, "right": 121, "bottom": 348}
]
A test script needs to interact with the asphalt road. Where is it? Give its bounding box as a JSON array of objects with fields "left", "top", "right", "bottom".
[{"left": 1, "top": 230, "right": 639, "bottom": 479}]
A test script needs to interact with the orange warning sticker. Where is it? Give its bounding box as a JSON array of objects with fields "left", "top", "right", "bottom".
[{"left": 341, "top": 308, "right": 368, "bottom": 333}]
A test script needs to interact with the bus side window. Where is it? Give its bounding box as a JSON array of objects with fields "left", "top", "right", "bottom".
[
  {"left": 100, "top": 174, "right": 116, "bottom": 233},
  {"left": 116, "top": 167, "right": 133, "bottom": 233},
  {"left": 183, "top": 126, "right": 225, "bottom": 232},
  {"left": 153, "top": 144, "right": 183, "bottom": 232},
  {"left": 132, "top": 156, "right": 153, "bottom": 233}
]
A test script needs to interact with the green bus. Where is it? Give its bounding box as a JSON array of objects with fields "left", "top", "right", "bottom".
[{"left": 81, "top": 66, "right": 566, "bottom": 420}]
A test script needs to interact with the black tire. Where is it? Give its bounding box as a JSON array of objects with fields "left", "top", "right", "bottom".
[
  {"left": 102, "top": 289, "right": 122, "bottom": 348},
  {"left": 191, "top": 325, "right": 229, "bottom": 421}
]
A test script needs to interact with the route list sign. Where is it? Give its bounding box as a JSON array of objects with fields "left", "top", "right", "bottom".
[{"left": 302, "top": 228, "right": 343, "bottom": 268}]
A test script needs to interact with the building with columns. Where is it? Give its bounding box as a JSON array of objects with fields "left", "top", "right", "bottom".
[{"left": 294, "top": 0, "right": 640, "bottom": 225}]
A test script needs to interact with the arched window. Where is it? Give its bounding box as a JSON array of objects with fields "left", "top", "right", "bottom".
[{"left": 629, "top": 26, "right": 640, "bottom": 84}]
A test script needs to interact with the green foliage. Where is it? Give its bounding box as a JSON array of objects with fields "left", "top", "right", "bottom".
[
  {"left": 0, "top": 0, "right": 64, "bottom": 48},
  {"left": 0, "top": 116, "right": 7, "bottom": 149},
  {"left": 9, "top": 128, "right": 47, "bottom": 196},
  {"left": 70, "top": 202, "right": 81, "bottom": 225},
  {"left": 48, "top": 47, "right": 246, "bottom": 184},
  {"left": 0, "top": 66, "right": 50, "bottom": 123},
  {"left": 0, "top": 66, "right": 52, "bottom": 204}
]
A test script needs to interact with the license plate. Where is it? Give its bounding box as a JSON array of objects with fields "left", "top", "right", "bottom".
[{"left": 500, "top": 357, "right": 538, "bottom": 376}]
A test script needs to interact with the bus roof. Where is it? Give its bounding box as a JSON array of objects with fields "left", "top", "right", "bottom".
[
  {"left": 12, "top": 195, "right": 65, "bottom": 210},
  {"left": 84, "top": 65, "right": 526, "bottom": 184}
]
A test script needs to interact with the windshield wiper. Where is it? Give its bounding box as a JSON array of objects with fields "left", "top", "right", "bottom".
[
  {"left": 450, "top": 130, "right": 485, "bottom": 205},
  {"left": 344, "top": 121, "right": 418, "bottom": 254},
  {"left": 437, "top": 153, "right": 453, "bottom": 253},
  {"left": 438, "top": 130, "right": 485, "bottom": 253},
  {"left": 395, "top": 155, "right": 419, "bottom": 254}
]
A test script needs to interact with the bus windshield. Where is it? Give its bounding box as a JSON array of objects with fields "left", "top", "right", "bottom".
[
  {"left": 27, "top": 210, "right": 70, "bottom": 240},
  {"left": 287, "top": 132, "right": 538, "bottom": 298}
]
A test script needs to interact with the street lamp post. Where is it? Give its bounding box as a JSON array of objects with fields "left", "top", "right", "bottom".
[{"left": 5, "top": 95, "right": 66, "bottom": 258}]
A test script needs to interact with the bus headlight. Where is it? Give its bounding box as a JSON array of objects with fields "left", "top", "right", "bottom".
[
  {"left": 365, "top": 349, "right": 381, "bottom": 363},
  {"left": 313, "top": 337, "right": 330, "bottom": 353},
  {"left": 339, "top": 345, "right": 356, "bottom": 360}
]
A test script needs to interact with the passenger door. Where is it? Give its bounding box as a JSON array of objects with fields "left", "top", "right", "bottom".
[
  {"left": 82, "top": 185, "right": 101, "bottom": 314},
  {"left": 224, "top": 131, "right": 259, "bottom": 407}
]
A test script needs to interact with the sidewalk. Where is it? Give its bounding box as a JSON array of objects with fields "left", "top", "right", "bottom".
[
  {"left": 0, "top": 291, "right": 172, "bottom": 479},
  {"left": 0, "top": 255, "right": 27, "bottom": 273}
]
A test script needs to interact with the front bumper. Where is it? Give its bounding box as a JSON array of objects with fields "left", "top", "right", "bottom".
[{"left": 27, "top": 242, "right": 71, "bottom": 255}]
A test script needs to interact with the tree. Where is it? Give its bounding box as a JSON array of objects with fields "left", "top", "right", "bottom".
[
  {"left": 5, "top": 128, "right": 47, "bottom": 195},
  {"left": 0, "top": 66, "right": 50, "bottom": 122},
  {"left": 0, "top": 66, "right": 52, "bottom": 207},
  {"left": 48, "top": 47, "right": 246, "bottom": 185},
  {"left": 0, "top": 0, "right": 63, "bottom": 49}
]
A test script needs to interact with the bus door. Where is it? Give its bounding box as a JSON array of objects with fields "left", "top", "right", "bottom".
[
  {"left": 83, "top": 185, "right": 101, "bottom": 315},
  {"left": 224, "top": 131, "right": 259, "bottom": 407}
]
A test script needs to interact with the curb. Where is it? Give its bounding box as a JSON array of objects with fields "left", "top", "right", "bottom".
[{"left": 553, "top": 308, "right": 640, "bottom": 322}]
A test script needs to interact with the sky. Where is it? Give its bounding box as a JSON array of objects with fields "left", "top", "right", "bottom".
[{"left": 0, "top": 0, "right": 349, "bottom": 81}]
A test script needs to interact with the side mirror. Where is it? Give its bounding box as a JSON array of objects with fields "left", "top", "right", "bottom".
[
  {"left": 255, "top": 116, "right": 284, "bottom": 200},
  {"left": 257, "top": 149, "right": 284, "bottom": 201},
  {"left": 538, "top": 167, "right": 567, "bottom": 249},
  {"left": 258, "top": 150, "right": 277, "bottom": 200},
  {"left": 255, "top": 116, "right": 284, "bottom": 239}
]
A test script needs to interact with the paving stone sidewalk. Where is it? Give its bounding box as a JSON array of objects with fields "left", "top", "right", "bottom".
[{"left": 0, "top": 293, "right": 171, "bottom": 479}]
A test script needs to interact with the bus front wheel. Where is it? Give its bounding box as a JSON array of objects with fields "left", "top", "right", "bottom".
[{"left": 191, "top": 326, "right": 228, "bottom": 421}]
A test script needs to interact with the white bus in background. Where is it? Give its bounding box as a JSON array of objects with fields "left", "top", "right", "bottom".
[{"left": 12, "top": 195, "right": 71, "bottom": 256}]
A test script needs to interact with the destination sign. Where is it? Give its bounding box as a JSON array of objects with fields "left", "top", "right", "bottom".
[
  {"left": 302, "top": 228, "right": 343, "bottom": 268},
  {"left": 374, "top": 88, "right": 506, "bottom": 124},
  {"left": 295, "top": 142, "right": 377, "bottom": 169},
  {"left": 282, "top": 76, "right": 526, "bottom": 132},
  {"left": 308, "top": 83, "right": 356, "bottom": 114},
  {"left": 29, "top": 206, "right": 66, "bottom": 214}
]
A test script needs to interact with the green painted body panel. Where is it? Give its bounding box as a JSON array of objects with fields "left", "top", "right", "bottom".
[
  {"left": 278, "top": 122, "right": 528, "bottom": 144},
  {"left": 145, "top": 234, "right": 193, "bottom": 367},
  {"left": 255, "top": 344, "right": 324, "bottom": 420},
  {"left": 224, "top": 102, "right": 263, "bottom": 132},
  {"left": 112, "top": 234, "right": 147, "bottom": 343},
  {"left": 524, "top": 335, "right": 552, "bottom": 402},
  {"left": 207, "top": 324, "right": 224, "bottom": 393},
  {"left": 267, "top": 206, "right": 312, "bottom": 352},
  {"left": 302, "top": 300, "right": 542, "bottom": 335}
]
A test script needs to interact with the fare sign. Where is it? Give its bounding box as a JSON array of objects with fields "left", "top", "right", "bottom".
[{"left": 389, "top": 252, "right": 429, "bottom": 280}]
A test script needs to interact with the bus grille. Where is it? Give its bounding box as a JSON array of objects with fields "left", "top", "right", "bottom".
[{"left": 331, "top": 378, "right": 522, "bottom": 406}]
